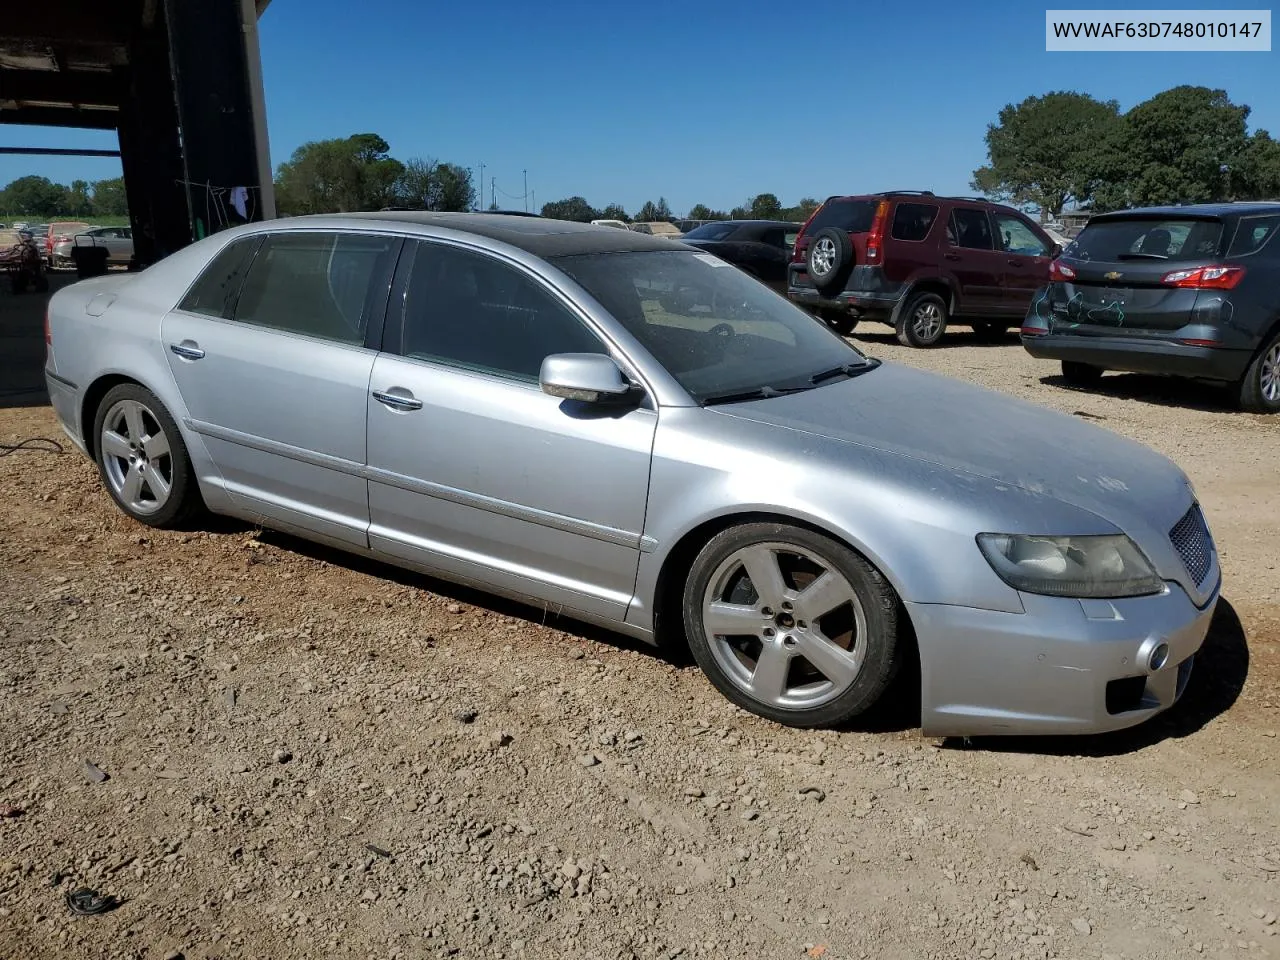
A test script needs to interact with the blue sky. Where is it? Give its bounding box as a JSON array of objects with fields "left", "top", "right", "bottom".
[{"left": 1, "top": 0, "right": 1276, "bottom": 215}]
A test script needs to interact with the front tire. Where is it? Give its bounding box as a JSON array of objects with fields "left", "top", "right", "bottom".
[
  {"left": 896, "top": 292, "right": 948, "bottom": 347},
  {"left": 682, "top": 522, "right": 901, "bottom": 729},
  {"left": 1060, "top": 360, "right": 1105, "bottom": 387},
  {"left": 93, "top": 384, "right": 202, "bottom": 528},
  {"left": 1238, "top": 331, "right": 1280, "bottom": 414}
]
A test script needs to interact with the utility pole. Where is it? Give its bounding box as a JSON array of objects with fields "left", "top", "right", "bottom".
[
  {"left": 523, "top": 169, "right": 528, "bottom": 212},
  {"left": 491, "top": 177, "right": 496, "bottom": 211},
  {"left": 478, "top": 161, "right": 485, "bottom": 210}
]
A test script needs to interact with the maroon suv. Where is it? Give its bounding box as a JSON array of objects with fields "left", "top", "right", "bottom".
[{"left": 787, "top": 191, "right": 1060, "bottom": 346}]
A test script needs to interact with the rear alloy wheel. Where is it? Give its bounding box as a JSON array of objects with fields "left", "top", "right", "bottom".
[
  {"left": 1060, "top": 360, "right": 1105, "bottom": 387},
  {"left": 1239, "top": 331, "right": 1280, "bottom": 414},
  {"left": 818, "top": 308, "right": 857, "bottom": 336},
  {"left": 806, "top": 227, "right": 854, "bottom": 294},
  {"left": 93, "top": 383, "right": 202, "bottom": 528},
  {"left": 896, "top": 292, "right": 948, "bottom": 347},
  {"left": 682, "top": 523, "right": 901, "bottom": 728}
]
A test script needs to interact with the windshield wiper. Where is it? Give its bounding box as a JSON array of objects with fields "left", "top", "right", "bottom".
[
  {"left": 701, "top": 385, "right": 811, "bottom": 406},
  {"left": 809, "top": 358, "right": 881, "bottom": 384}
]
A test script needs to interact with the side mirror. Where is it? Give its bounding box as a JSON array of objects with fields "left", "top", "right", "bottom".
[
  {"left": 539, "top": 353, "right": 635, "bottom": 404},
  {"left": 1050, "top": 242, "right": 1064, "bottom": 257}
]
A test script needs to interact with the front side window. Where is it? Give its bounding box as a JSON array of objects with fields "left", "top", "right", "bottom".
[
  {"left": 233, "top": 231, "right": 397, "bottom": 345},
  {"left": 1226, "top": 214, "right": 1280, "bottom": 257},
  {"left": 949, "top": 208, "right": 994, "bottom": 250},
  {"left": 551, "top": 250, "right": 871, "bottom": 403},
  {"left": 397, "top": 241, "right": 605, "bottom": 382},
  {"left": 994, "top": 214, "right": 1051, "bottom": 256},
  {"left": 177, "top": 236, "right": 261, "bottom": 319}
]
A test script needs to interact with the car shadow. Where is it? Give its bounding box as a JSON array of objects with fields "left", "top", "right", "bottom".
[
  {"left": 852, "top": 327, "right": 1019, "bottom": 350},
  {"left": 1040, "top": 372, "right": 1239, "bottom": 414},
  {"left": 937, "top": 597, "right": 1250, "bottom": 757}
]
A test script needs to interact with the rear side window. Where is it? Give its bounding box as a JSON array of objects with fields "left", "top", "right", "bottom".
[
  {"left": 178, "top": 236, "right": 260, "bottom": 319},
  {"left": 949, "top": 208, "right": 994, "bottom": 250},
  {"left": 683, "top": 222, "right": 738, "bottom": 241},
  {"left": 1227, "top": 215, "right": 1280, "bottom": 256},
  {"left": 890, "top": 203, "right": 938, "bottom": 242},
  {"left": 1066, "top": 218, "right": 1224, "bottom": 262},
  {"left": 806, "top": 199, "right": 876, "bottom": 234},
  {"left": 233, "top": 232, "right": 398, "bottom": 345}
]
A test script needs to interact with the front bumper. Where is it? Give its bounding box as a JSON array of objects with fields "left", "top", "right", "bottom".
[
  {"left": 1022, "top": 332, "right": 1250, "bottom": 383},
  {"left": 908, "top": 579, "right": 1218, "bottom": 737}
]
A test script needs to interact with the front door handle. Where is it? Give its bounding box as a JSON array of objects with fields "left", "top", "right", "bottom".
[
  {"left": 372, "top": 389, "right": 423, "bottom": 411},
  {"left": 943, "top": 252, "right": 961, "bottom": 261},
  {"left": 169, "top": 341, "right": 205, "bottom": 360},
  {"left": 1007, "top": 259, "right": 1025, "bottom": 267}
]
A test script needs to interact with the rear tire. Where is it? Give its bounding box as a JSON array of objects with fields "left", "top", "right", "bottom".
[
  {"left": 1238, "top": 331, "right": 1280, "bottom": 414},
  {"left": 806, "top": 227, "right": 854, "bottom": 295},
  {"left": 896, "top": 292, "right": 948, "bottom": 347},
  {"left": 1060, "top": 360, "right": 1105, "bottom": 387},
  {"left": 818, "top": 308, "right": 857, "bottom": 336},
  {"left": 682, "top": 522, "right": 901, "bottom": 729}
]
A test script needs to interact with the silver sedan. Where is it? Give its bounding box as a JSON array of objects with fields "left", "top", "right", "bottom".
[{"left": 43, "top": 213, "right": 1220, "bottom": 736}]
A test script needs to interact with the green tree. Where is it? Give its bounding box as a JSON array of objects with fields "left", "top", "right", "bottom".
[
  {"left": 655, "top": 197, "right": 672, "bottom": 220},
  {"left": 1233, "top": 130, "right": 1280, "bottom": 199},
  {"left": 0, "top": 175, "right": 67, "bottom": 217},
  {"left": 540, "top": 196, "right": 598, "bottom": 221},
  {"left": 274, "top": 133, "right": 405, "bottom": 214},
  {"left": 599, "top": 202, "right": 629, "bottom": 222},
  {"left": 728, "top": 205, "right": 750, "bottom": 220},
  {"left": 1123, "top": 86, "right": 1251, "bottom": 206},
  {"left": 395, "top": 159, "right": 475, "bottom": 211},
  {"left": 782, "top": 197, "right": 820, "bottom": 222},
  {"left": 971, "top": 91, "right": 1125, "bottom": 216},
  {"left": 92, "top": 177, "right": 129, "bottom": 217},
  {"left": 748, "top": 193, "right": 782, "bottom": 218},
  {"left": 434, "top": 163, "right": 475, "bottom": 212},
  {"left": 64, "top": 180, "right": 93, "bottom": 218}
]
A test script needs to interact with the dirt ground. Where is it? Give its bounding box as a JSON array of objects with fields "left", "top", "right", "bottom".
[{"left": 1, "top": 315, "right": 1278, "bottom": 960}]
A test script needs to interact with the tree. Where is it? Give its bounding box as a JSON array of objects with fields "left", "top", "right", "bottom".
[
  {"left": 92, "top": 177, "right": 129, "bottom": 217},
  {"left": 655, "top": 197, "right": 672, "bottom": 220},
  {"left": 686, "top": 203, "right": 722, "bottom": 220},
  {"left": 395, "top": 158, "right": 475, "bottom": 211},
  {"left": 599, "top": 202, "right": 629, "bottom": 222},
  {"left": 274, "top": 133, "right": 405, "bottom": 214},
  {"left": 729, "top": 204, "right": 750, "bottom": 220},
  {"left": 971, "top": 92, "right": 1125, "bottom": 216},
  {"left": 1122, "top": 86, "right": 1252, "bottom": 206},
  {"left": 748, "top": 193, "right": 782, "bottom": 218},
  {"left": 783, "top": 197, "right": 820, "bottom": 222},
  {"left": 540, "top": 196, "right": 597, "bottom": 221},
  {"left": 434, "top": 163, "right": 475, "bottom": 212},
  {"left": 0, "top": 175, "right": 67, "bottom": 217},
  {"left": 64, "top": 180, "right": 93, "bottom": 218},
  {"left": 1234, "top": 130, "right": 1280, "bottom": 199},
  {"left": 634, "top": 200, "right": 659, "bottom": 222}
]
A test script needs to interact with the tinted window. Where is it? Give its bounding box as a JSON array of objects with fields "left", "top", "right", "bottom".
[
  {"left": 950, "top": 209, "right": 994, "bottom": 250},
  {"left": 178, "top": 236, "right": 261, "bottom": 319},
  {"left": 891, "top": 203, "right": 938, "bottom": 242},
  {"left": 233, "top": 232, "right": 397, "bottom": 345},
  {"left": 398, "top": 242, "right": 604, "bottom": 382},
  {"left": 993, "top": 214, "right": 1051, "bottom": 256},
  {"left": 1065, "top": 218, "right": 1224, "bottom": 262},
  {"left": 1227, "top": 214, "right": 1280, "bottom": 256},
  {"left": 683, "top": 222, "right": 738, "bottom": 241},
  {"left": 806, "top": 199, "right": 876, "bottom": 234},
  {"left": 551, "top": 250, "right": 870, "bottom": 403}
]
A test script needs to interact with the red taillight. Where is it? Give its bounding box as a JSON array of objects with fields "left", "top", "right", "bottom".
[
  {"left": 1048, "top": 259, "right": 1076, "bottom": 282},
  {"left": 1178, "top": 338, "right": 1220, "bottom": 347},
  {"left": 1161, "top": 265, "right": 1245, "bottom": 289},
  {"left": 864, "top": 199, "right": 889, "bottom": 264}
]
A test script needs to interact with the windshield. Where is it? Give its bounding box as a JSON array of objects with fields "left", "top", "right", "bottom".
[
  {"left": 1065, "top": 217, "right": 1224, "bottom": 262},
  {"left": 683, "top": 222, "right": 739, "bottom": 241},
  {"left": 551, "top": 250, "right": 871, "bottom": 403}
]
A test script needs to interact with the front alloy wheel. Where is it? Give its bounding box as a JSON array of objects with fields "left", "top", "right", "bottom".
[
  {"left": 683, "top": 523, "right": 901, "bottom": 728},
  {"left": 1239, "top": 332, "right": 1280, "bottom": 414}
]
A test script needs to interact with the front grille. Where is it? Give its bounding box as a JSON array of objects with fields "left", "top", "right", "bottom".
[{"left": 1169, "top": 504, "right": 1214, "bottom": 586}]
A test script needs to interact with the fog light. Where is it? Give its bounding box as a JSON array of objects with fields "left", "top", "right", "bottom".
[{"left": 1148, "top": 642, "right": 1170, "bottom": 671}]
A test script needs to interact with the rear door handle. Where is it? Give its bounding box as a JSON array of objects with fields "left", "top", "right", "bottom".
[
  {"left": 943, "top": 253, "right": 961, "bottom": 261},
  {"left": 372, "top": 389, "right": 423, "bottom": 411},
  {"left": 169, "top": 341, "right": 205, "bottom": 360},
  {"left": 1007, "top": 259, "right": 1025, "bottom": 267}
]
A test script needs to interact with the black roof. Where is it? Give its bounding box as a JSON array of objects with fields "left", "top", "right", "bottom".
[
  {"left": 699, "top": 219, "right": 802, "bottom": 229},
  {"left": 1090, "top": 202, "right": 1280, "bottom": 221},
  {"left": 334, "top": 211, "right": 684, "bottom": 257}
]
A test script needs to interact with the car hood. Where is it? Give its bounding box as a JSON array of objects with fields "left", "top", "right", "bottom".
[{"left": 709, "top": 361, "right": 1190, "bottom": 532}]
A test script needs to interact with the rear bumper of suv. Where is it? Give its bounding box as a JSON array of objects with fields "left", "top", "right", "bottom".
[
  {"left": 787, "top": 264, "right": 904, "bottom": 316},
  {"left": 1022, "top": 332, "right": 1252, "bottom": 382}
]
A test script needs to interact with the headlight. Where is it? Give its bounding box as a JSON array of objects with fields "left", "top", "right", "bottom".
[{"left": 976, "top": 533, "right": 1164, "bottom": 599}]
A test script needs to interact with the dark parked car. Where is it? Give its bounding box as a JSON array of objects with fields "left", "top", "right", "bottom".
[
  {"left": 681, "top": 219, "right": 800, "bottom": 293},
  {"left": 787, "top": 191, "right": 1060, "bottom": 345},
  {"left": 1020, "top": 203, "right": 1280, "bottom": 413}
]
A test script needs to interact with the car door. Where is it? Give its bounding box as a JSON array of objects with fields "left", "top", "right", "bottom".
[
  {"left": 365, "top": 238, "right": 657, "bottom": 622},
  {"left": 943, "top": 207, "right": 1006, "bottom": 315},
  {"left": 992, "top": 212, "right": 1054, "bottom": 312},
  {"left": 162, "top": 229, "right": 401, "bottom": 548}
]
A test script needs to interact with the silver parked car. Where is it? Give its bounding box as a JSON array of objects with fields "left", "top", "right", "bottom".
[
  {"left": 44, "top": 213, "right": 1220, "bottom": 736},
  {"left": 52, "top": 225, "right": 133, "bottom": 269}
]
